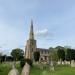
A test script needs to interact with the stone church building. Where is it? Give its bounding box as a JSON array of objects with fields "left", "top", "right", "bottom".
[{"left": 25, "top": 20, "right": 49, "bottom": 62}]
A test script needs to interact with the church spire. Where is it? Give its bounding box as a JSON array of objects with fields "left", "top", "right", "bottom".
[{"left": 29, "top": 20, "right": 34, "bottom": 40}]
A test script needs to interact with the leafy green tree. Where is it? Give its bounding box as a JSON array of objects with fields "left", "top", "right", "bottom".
[
  {"left": 49, "top": 47, "right": 58, "bottom": 66},
  {"left": 6, "top": 56, "right": 13, "bottom": 61},
  {"left": 34, "top": 51, "right": 40, "bottom": 62},
  {"left": 20, "top": 58, "right": 33, "bottom": 68},
  {"left": 11, "top": 48, "right": 24, "bottom": 61},
  {"left": 55, "top": 46, "right": 65, "bottom": 61},
  {"left": 57, "top": 48, "right": 65, "bottom": 61},
  {"left": 55, "top": 46, "right": 64, "bottom": 50},
  {"left": 71, "top": 49, "right": 75, "bottom": 60},
  {"left": 66, "top": 48, "right": 72, "bottom": 62},
  {"left": 0, "top": 52, "right": 2, "bottom": 63},
  {"left": 1, "top": 55, "right": 7, "bottom": 62},
  {"left": 66, "top": 48, "right": 75, "bottom": 61}
]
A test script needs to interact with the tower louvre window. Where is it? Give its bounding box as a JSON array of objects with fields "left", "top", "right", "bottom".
[{"left": 31, "top": 48, "right": 33, "bottom": 52}]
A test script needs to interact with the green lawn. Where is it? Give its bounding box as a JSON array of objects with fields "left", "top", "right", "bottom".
[
  {"left": 0, "top": 63, "right": 75, "bottom": 75},
  {"left": 0, "top": 62, "right": 21, "bottom": 75},
  {"left": 30, "top": 65, "right": 75, "bottom": 75},
  {"left": 0, "top": 63, "right": 11, "bottom": 75}
]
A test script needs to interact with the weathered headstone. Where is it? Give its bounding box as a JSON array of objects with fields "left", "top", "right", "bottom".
[
  {"left": 57, "top": 59, "right": 62, "bottom": 65},
  {"left": 50, "top": 61, "right": 54, "bottom": 71},
  {"left": 57, "top": 61, "right": 61, "bottom": 65},
  {"left": 21, "top": 63, "right": 30, "bottom": 75},
  {"left": 62, "top": 61, "right": 65, "bottom": 65},
  {"left": 65, "top": 61, "right": 70, "bottom": 65},
  {"left": 8, "top": 64, "right": 19, "bottom": 75},
  {"left": 71, "top": 60, "right": 75, "bottom": 67}
]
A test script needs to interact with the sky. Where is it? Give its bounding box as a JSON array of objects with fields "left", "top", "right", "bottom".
[{"left": 0, "top": 0, "right": 75, "bottom": 55}]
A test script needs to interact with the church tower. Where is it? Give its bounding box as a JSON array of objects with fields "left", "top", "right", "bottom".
[{"left": 25, "top": 20, "right": 37, "bottom": 60}]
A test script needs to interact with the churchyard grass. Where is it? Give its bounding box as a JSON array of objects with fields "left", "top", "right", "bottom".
[
  {"left": 0, "top": 63, "right": 11, "bottom": 75},
  {"left": 30, "top": 64, "right": 75, "bottom": 75},
  {"left": 0, "top": 62, "right": 75, "bottom": 75},
  {"left": 0, "top": 62, "right": 21, "bottom": 75}
]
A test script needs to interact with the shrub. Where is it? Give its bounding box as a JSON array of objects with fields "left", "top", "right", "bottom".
[
  {"left": 20, "top": 58, "right": 25, "bottom": 68},
  {"left": 34, "top": 51, "right": 40, "bottom": 62},
  {"left": 26, "top": 59, "right": 33, "bottom": 66},
  {"left": 20, "top": 58, "right": 33, "bottom": 68}
]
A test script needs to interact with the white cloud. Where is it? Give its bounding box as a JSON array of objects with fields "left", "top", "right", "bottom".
[
  {"left": 35, "top": 29, "right": 54, "bottom": 38},
  {"left": 35, "top": 29, "right": 48, "bottom": 35}
]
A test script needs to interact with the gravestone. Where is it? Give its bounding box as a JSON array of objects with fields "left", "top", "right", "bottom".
[
  {"left": 57, "top": 61, "right": 61, "bottom": 65},
  {"left": 71, "top": 60, "right": 75, "bottom": 67},
  {"left": 65, "top": 61, "right": 70, "bottom": 65},
  {"left": 57, "top": 59, "right": 62, "bottom": 65},
  {"left": 21, "top": 63, "right": 30, "bottom": 75},
  {"left": 62, "top": 61, "right": 65, "bottom": 65},
  {"left": 8, "top": 64, "right": 19, "bottom": 75},
  {"left": 50, "top": 61, "right": 54, "bottom": 71}
]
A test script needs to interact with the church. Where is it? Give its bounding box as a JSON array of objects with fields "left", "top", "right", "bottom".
[{"left": 25, "top": 20, "right": 49, "bottom": 62}]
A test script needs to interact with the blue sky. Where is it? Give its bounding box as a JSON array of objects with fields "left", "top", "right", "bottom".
[{"left": 0, "top": 0, "right": 75, "bottom": 55}]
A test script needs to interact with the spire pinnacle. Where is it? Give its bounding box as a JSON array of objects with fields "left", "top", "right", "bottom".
[{"left": 29, "top": 20, "right": 34, "bottom": 40}]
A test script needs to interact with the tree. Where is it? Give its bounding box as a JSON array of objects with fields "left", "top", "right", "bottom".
[
  {"left": 66, "top": 48, "right": 72, "bottom": 62},
  {"left": 71, "top": 49, "right": 75, "bottom": 60},
  {"left": 0, "top": 52, "right": 2, "bottom": 63},
  {"left": 6, "top": 56, "right": 14, "bottom": 61},
  {"left": 55, "top": 46, "right": 64, "bottom": 50},
  {"left": 55, "top": 46, "right": 65, "bottom": 61},
  {"left": 49, "top": 47, "right": 58, "bottom": 65},
  {"left": 20, "top": 58, "right": 33, "bottom": 68},
  {"left": 49, "top": 47, "right": 58, "bottom": 71},
  {"left": 1, "top": 55, "right": 7, "bottom": 62},
  {"left": 34, "top": 51, "right": 40, "bottom": 62},
  {"left": 57, "top": 48, "right": 65, "bottom": 61},
  {"left": 66, "top": 48, "right": 75, "bottom": 61},
  {"left": 11, "top": 48, "right": 24, "bottom": 61}
]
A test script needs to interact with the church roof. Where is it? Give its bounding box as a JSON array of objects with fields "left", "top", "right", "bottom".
[{"left": 37, "top": 48, "right": 49, "bottom": 51}]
